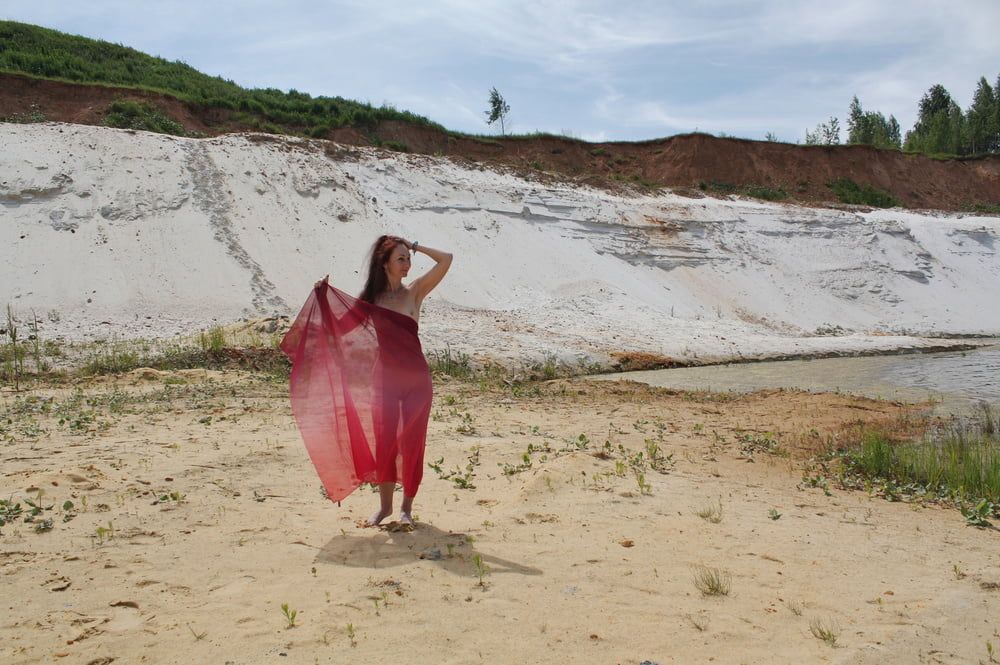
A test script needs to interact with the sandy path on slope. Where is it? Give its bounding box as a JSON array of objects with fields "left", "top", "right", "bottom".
[{"left": 1, "top": 372, "right": 997, "bottom": 665}]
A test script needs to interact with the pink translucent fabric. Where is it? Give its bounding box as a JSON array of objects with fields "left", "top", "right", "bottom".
[{"left": 280, "top": 278, "right": 433, "bottom": 502}]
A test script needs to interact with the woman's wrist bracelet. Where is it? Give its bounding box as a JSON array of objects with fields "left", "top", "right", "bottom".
[{"left": 412, "top": 240, "right": 419, "bottom": 252}]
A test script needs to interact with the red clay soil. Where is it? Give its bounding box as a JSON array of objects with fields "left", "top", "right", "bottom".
[{"left": 2, "top": 72, "right": 999, "bottom": 211}]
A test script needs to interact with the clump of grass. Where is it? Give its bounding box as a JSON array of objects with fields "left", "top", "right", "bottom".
[
  {"left": 692, "top": 565, "right": 731, "bottom": 596},
  {"left": 104, "top": 100, "right": 187, "bottom": 136},
  {"left": 962, "top": 202, "right": 1000, "bottom": 215},
  {"left": 81, "top": 340, "right": 141, "bottom": 375},
  {"left": 827, "top": 177, "right": 899, "bottom": 208},
  {"left": 742, "top": 184, "right": 788, "bottom": 201},
  {"left": 809, "top": 617, "right": 840, "bottom": 646},
  {"left": 199, "top": 326, "right": 226, "bottom": 353},
  {"left": 427, "top": 346, "right": 474, "bottom": 379},
  {"left": 837, "top": 406, "right": 999, "bottom": 520},
  {"left": 696, "top": 498, "right": 724, "bottom": 524},
  {"left": 2, "top": 304, "right": 27, "bottom": 389}
]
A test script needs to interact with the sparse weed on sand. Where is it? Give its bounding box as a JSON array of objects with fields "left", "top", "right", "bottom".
[
  {"left": 471, "top": 553, "right": 490, "bottom": 588},
  {"left": 809, "top": 617, "right": 840, "bottom": 646},
  {"left": 696, "top": 498, "right": 724, "bottom": 524},
  {"left": 692, "top": 565, "right": 731, "bottom": 596}
]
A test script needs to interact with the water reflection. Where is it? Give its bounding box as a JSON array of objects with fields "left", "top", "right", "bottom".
[{"left": 590, "top": 345, "right": 1000, "bottom": 414}]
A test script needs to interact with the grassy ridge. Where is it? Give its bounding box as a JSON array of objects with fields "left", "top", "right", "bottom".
[{"left": 0, "top": 20, "right": 444, "bottom": 135}]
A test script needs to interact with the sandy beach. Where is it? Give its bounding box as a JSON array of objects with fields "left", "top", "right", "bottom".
[
  {"left": 2, "top": 121, "right": 999, "bottom": 665},
  {"left": 2, "top": 369, "right": 998, "bottom": 665}
]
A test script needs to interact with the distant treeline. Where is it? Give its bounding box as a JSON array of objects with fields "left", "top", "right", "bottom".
[
  {"left": 807, "top": 77, "right": 1000, "bottom": 157},
  {"left": 0, "top": 21, "right": 444, "bottom": 136}
]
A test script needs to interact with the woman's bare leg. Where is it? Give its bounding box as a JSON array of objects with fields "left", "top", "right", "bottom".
[
  {"left": 400, "top": 495, "right": 415, "bottom": 525},
  {"left": 366, "top": 482, "right": 395, "bottom": 526}
]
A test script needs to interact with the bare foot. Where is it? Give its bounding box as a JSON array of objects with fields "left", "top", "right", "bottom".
[
  {"left": 399, "top": 512, "right": 414, "bottom": 527},
  {"left": 364, "top": 508, "right": 391, "bottom": 527}
]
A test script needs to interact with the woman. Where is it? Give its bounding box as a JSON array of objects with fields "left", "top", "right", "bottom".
[{"left": 280, "top": 235, "right": 452, "bottom": 528}]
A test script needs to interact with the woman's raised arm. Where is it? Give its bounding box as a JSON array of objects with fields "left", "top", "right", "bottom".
[{"left": 408, "top": 243, "right": 453, "bottom": 301}]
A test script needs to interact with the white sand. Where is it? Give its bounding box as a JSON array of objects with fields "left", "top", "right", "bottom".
[{"left": 2, "top": 122, "right": 999, "bottom": 366}]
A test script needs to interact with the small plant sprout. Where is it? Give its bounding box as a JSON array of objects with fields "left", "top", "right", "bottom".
[
  {"left": 787, "top": 601, "right": 804, "bottom": 616},
  {"left": 809, "top": 617, "right": 840, "bottom": 646},
  {"left": 187, "top": 624, "right": 207, "bottom": 641},
  {"left": 472, "top": 553, "right": 490, "bottom": 588},
  {"left": 280, "top": 603, "right": 298, "bottom": 628},
  {"left": 95, "top": 521, "right": 115, "bottom": 544},
  {"left": 635, "top": 472, "right": 652, "bottom": 495},
  {"left": 768, "top": 508, "right": 782, "bottom": 520},
  {"left": 953, "top": 564, "right": 966, "bottom": 580},
  {"left": 987, "top": 640, "right": 995, "bottom": 663},
  {"left": 696, "top": 498, "right": 724, "bottom": 523},
  {"left": 961, "top": 499, "right": 993, "bottom": 528},
  {"left": 347, "top": 622, "right": 357, "bottom": 647},
  {"left": 692, "top": 565, "right": 731, "bottom": 596}
]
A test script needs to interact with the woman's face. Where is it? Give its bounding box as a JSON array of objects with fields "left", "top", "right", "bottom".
[{"left": 383, "top": 243, "right": 411, "bottom": 281}]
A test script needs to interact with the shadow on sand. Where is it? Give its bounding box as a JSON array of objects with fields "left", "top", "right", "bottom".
[{"left": 315, "top": 522, "right": 542, "bottom": 578}]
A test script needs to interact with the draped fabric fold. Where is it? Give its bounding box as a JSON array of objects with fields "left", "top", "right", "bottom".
[{"left": 280, "top": 279, "right": 433, "bottom": 502}]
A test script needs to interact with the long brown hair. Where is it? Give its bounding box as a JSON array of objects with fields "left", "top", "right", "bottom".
[{"left": 359, "top": 235, "right": 405, "bottom": 304}]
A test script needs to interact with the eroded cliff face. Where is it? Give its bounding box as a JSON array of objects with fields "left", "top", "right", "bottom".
[
  {"left": 4, "top": 73, "right": 1000, "bottom": 212},
  {"left": 2, "top": 123, "right": 998, "bottom": 365}
]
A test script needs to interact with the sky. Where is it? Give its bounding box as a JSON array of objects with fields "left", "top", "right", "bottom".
[{"left": 3, "top": 0, "right": 999, "bottom": 142}]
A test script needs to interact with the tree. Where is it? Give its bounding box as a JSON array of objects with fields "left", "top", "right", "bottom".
[
  {"left": 485, "top": 87, "right": 510, "bottom": 136},
  {"left": 805, "top": 116, "right": 841, "bottom": 145},
  {"left": 966, "top": 77, "right": 994, "bottom": 154},
  {"left": 887, "top": 115, "right": 901, "bottom": 148},
  {"left": 847, "top": 96, "right": 864, "bottom": 141},
  {"left": 847, "top": 96, "right": 902, "bottom": 149},
  {"left": 995, "top": 74, "right": 1000, "bottom": 152},
  {"left": 905, "top": 84, "right": 960, "bottom": 154}
]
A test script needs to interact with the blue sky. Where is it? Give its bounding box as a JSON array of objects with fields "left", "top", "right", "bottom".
[{"left": 4, "top": 0, "right": 999, "bottom": 142}]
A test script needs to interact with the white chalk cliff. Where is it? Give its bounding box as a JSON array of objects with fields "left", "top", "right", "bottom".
[{"left": 2, "top": 123, "right": 998, "bottom": 365}]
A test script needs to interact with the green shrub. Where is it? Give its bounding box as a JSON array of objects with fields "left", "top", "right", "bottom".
[
  {"left": 104, "top": 100, "right": 187, "bottom": 136},
  {"left": 827, "top": 178, "right": 899, "bottom": 208},
  {"left": 743, "top": 185, "right": 788, "bottom": 201},
  {"left": 309, "top": 124, "right": 330, "bottom": 138}
]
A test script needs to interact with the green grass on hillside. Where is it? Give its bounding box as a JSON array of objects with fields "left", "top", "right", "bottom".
[{"left": 0, "top": 20, "right": 444, "bottom": 136}]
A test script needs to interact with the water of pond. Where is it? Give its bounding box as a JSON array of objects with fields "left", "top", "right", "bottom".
[{"left": 591, "top": 344, "right": 1000, "bottom": 414}]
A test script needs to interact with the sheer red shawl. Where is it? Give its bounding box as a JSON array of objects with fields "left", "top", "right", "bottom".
[{"left": 280, "top": 279, "right": 432, "bottom": 502}]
